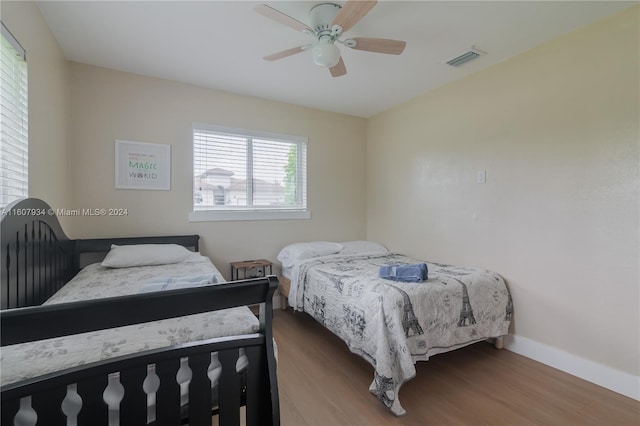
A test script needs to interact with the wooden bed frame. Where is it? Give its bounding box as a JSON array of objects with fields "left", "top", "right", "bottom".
[{"left": 0, "top": 198, "right": 280, "bottom": 425}]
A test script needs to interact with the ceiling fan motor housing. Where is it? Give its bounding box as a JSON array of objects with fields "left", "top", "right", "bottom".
[{"left": 310, "top": 3, "right": 341, "bottom": 35}]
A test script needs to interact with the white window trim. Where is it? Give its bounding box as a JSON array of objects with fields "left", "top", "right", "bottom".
[
  {"left": 190, "top": 123, "right": 310, "bottom": 222},
  {"left": 188, "top": 209, "right": 311, "bottom": 222},
  {"left": 1, "top": 22, "right": 25, "bottom": 60}
]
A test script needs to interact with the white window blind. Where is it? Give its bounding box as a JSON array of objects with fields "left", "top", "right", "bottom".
[
  {"left": 191, "top": 123, "right": 308, "bottom": 221},
  {"left": 0, "top": 22, "right": 28, "bottom": 209}
]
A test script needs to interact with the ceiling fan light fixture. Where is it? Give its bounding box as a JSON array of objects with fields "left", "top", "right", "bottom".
[{"left": 312, "top": 39, "right": 341, "bottom": 68}]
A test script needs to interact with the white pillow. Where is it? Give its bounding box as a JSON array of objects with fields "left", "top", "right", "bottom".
[
  {"left": 101, "top": 244, "right": 194, "bottom": 268},
  {"left": 277, "top": 241, "right": 343, "bottom": 268},
  {"left": 338, "top": 241, "right": 389, "bottom": 255}
]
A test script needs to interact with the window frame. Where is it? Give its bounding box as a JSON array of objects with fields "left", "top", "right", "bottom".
[
  {"left": 0, "top": 22, "right": 28, "bottom": 209},
  {"left": 189, "top": 123, "right": 310, "bottom": 222}
]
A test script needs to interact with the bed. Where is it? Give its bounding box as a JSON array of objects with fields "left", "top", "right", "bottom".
[
  {"left": 277, "top": 241, "right": 512, "bottom": 416},
  {"left": 0, "top": 198, "right": 280, "bottom": 426}
]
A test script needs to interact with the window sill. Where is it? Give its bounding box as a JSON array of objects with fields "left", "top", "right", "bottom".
[{"left": 188, "top": 209, "right": 311, "bottom": 222}]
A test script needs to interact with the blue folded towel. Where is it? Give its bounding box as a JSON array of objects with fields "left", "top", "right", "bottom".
[
  {"left": 138, "top": 274, "right": 218, "bottom": 293},
  {"left": 379, "top": 263, "right": 428, "bottom": 283}
]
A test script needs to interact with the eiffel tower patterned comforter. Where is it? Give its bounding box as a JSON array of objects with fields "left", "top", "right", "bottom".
[{"left": 292, "top": 253, "right": 512, "bottom": 416}]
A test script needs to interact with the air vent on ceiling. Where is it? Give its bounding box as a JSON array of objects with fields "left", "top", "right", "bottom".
[{"left": 446, "top": 48, "right": 484, "bottom": 67}]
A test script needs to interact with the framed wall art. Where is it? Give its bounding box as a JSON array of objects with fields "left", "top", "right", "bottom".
[{"left": 115, "top": 140, "right": 171, "bottom": 190}]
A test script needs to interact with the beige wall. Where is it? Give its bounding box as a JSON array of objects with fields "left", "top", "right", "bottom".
[
  {"left": 367, "top": 7, "right": 639, "bottom": 376},
  {"left": 67, "top": 63, "right": 367, "bottom": 277},
  {"left": 1, "top": 1, "right": 70, "bottom": 215}
]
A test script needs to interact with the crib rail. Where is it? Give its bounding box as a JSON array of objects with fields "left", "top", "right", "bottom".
[
  {"left": 1, "top": 334, "right": 272, "bottom": 426},
  {"left": 1, "top": 278, "right": 276, "bottom": 346}
]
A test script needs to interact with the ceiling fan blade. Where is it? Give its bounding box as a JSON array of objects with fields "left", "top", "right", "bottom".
[
  {"left": 263, "top": 46, "right": 308, "bottom": 61},
  {"left": 348, "top": 37, "right": 406, "bottom": 55},
  {"left": 329, "top": 57, "right": 347, "bottom": 78},
  {"left": 255, "top": 4, "right": 313, "bottom": 33},
  {"left": 332, "top": 0, "right": 377, "bottom": 34}
]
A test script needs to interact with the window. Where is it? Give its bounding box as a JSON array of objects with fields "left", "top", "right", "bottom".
[
  {"left": 190, "top": 123, "right": 309, "bottom": 221},
  {"left": 0, "top": 22, "right": 28, "bottom": 209}
]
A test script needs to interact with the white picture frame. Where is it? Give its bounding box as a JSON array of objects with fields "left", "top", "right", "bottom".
[{"left": 115, "top": 140, "right": 171, "bottom": 190}]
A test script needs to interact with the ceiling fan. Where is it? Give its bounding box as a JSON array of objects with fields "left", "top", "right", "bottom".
[{"left": 255, "top": 1, "right": 406, "bottom": 77}]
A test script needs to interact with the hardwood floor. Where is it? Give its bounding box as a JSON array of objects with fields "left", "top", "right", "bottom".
[{"left": 273, "top": 310, "right": 639, "bottom": 426}]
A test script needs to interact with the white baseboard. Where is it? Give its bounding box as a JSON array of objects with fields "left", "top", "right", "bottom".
[{"left": 504, "top": 334, "right": 640, "bottom": 401}]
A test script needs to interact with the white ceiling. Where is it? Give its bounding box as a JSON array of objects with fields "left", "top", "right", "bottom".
[{"left": 36, "top": 1, "right": 633, "bottom": 118}]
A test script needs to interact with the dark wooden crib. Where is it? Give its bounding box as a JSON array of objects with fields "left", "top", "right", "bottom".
[{"left": 0, "top": 198, "right": 280, "bottom": 425}]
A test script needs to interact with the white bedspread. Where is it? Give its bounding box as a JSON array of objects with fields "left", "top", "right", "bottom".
[
  {"left": 1, "top": 257, "right": 259, "bottom": 386},
  {"left": 292, "top": 253, "right": 512, "bottom": 416}
]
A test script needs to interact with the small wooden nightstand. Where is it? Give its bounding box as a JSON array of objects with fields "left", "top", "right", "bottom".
[{"left": 230, "top": 259, "right": 273, "bottom": 280}]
